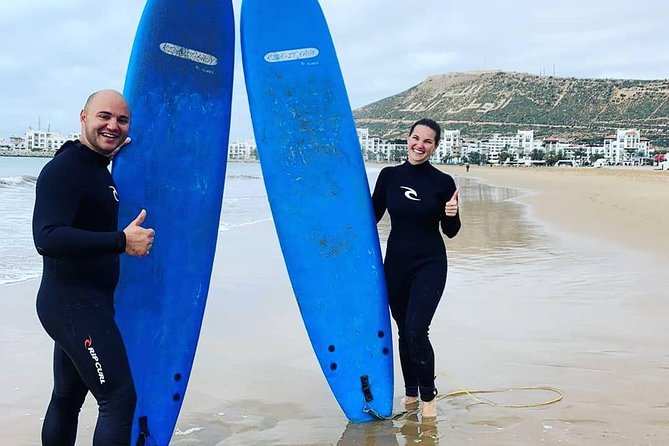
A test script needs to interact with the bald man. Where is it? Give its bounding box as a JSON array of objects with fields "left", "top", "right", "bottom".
[{"left": 32, "top": 90, "right": 154, "bottom": 445}]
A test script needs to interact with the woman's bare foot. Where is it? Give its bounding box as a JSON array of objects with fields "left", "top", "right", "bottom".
[
  {"left": 402, "top": 396, "right": 419, "bottom": 409},
  {"left": 421, "top": 399, "right": 437, "bottom": 418}
]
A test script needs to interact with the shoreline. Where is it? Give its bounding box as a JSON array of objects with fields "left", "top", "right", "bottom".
[{"left": 448, "top": 164, "right": 669, "bottom": 258}]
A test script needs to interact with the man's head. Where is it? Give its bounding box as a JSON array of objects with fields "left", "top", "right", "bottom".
[{"left": 79, "top": 90, "right": 130, "bottom": 156}]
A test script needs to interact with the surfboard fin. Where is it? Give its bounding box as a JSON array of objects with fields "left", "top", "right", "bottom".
[
  {"left": 135, "top": 416, "right": 156, "bottom": 446},
  {"left": 362, "top": 374, "right": 392, "bottom": 420},
  {"left": 360, "top": 375, "right": 374, "bottom": 402}
]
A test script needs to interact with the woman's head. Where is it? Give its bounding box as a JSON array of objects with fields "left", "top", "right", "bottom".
[{"left": 406, "top": 118, "right": 441, "bottom": 165}]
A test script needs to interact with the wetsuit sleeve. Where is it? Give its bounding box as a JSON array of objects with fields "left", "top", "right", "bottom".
[
  {"left": 371, "top": 168, "right": 387, "bottom": 223},
  {"left": 33, "top": 163, "right": 125, "bottom": 259},
  {"left": 440, "top": 176, "right": 461, "bottom": 238}
]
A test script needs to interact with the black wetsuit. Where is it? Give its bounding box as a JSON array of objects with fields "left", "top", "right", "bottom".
[
  {"left": 32, "top": 140, "right": 135, "bottom": 446},
  {"left": 372, "top": 161, "right": 461, "bottom": 401}
]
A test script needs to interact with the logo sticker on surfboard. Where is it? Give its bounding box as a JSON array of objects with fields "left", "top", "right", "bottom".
[
  {"left": 159, "top": 43, "right": 218, "bottom": 66},
  {"left": 264, "top": 47, "right": 319, "bottom": 63}
]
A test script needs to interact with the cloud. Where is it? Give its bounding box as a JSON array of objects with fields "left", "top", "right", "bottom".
[{"left": 1, "top": 0, "right": 667, "bottom": 140}]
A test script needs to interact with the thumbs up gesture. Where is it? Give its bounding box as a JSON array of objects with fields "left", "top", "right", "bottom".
[
  {"left": 445, "top": 190, "right": 459, "bottom": 217},
  {"left": 123, "top": 209, "right": 155, "bottom": 257}
]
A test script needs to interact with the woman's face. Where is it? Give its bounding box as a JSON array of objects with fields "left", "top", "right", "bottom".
[{"left": 407, "top": 125, "right": 437, "bottom": 165}]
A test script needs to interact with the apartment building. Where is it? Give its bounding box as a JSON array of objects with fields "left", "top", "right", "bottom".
[{"left": 603, "top": 129, "right": 650, "bottom": 164}]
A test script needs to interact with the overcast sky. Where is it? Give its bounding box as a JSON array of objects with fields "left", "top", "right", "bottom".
[{"left": 1, "top": 0, "right": 667, "bottom": 140}]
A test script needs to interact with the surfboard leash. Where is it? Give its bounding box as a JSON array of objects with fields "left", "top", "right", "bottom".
[
  {"left": 364, "top": 375, "right": 564, "bottom": 421},
  {"left": 436, "top": 370, "right": 564, "bottom": 410},
  {"left": 360, "top": 374, "right": 408, "bottom": 421}
]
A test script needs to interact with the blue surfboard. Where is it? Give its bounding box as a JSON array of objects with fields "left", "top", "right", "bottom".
[
  {"left": 111, "top": 0, "right": 234, "bottom": 443},
  {"left": 241, "top": 0, "right": 393, "bottom": 423}
]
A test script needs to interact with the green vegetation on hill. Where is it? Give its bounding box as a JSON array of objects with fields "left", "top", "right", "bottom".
[{"left": 354, "top": 71, "right": 669, "bottom": 147}]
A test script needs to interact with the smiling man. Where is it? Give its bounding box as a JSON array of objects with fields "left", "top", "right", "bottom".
[
  {"left": 32, "top": 90, "right": 154, "bottom": 445},
  {"left": 80, "top": 89, "right": 131, "bottom": 156}
]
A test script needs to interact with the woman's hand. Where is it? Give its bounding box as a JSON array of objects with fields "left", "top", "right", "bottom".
[{"left": 445, "top": 190, "right": 459, "bottom": 217}]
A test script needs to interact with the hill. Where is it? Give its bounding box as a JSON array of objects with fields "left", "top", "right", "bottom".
[{"left": 353, "top": 71, "right": 669, "bottom": 147}]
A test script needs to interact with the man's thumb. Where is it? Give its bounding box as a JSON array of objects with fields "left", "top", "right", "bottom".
[{"left": 131, "top": 209, "right": 146, "bottom": 226}]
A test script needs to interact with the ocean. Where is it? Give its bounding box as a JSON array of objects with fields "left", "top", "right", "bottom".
[
  {"left": 0, "top": 157, "right": 275, "bottom": 285},
  {"left": 0, "top": 157, "right": 49, "bottom": 285}
]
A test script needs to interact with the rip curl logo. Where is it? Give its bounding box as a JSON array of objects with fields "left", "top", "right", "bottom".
[
  {"left": 83, "top": 336, "right": 106, "bottom": 384},
  {"left": 401, "top": 186, "right": 421, "bottom": 201},
  {"left": 264, "top": 47, "right": 319, "bottom": 63},
  {"left": 159, "top": 42, "right": 218, "bottom": 66},
  {"left": 109, "top": 186, "right": 119, "bottom": 202}
]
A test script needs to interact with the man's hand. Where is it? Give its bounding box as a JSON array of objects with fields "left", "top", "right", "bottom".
[
  {"left": 123, "top": 209, "right": 155, "bottom": 257},
  {"left": 110, "top": 136, "right": 132, "bottom": 160}
]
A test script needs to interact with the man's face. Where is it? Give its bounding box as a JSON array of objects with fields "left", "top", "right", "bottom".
[{"left": 80, "top": 91, "right": 130, "bottom": 155}]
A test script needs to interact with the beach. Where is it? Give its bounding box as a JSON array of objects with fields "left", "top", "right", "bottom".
[
  {"left": 1, "top": 162, "right": 669, "bottom": 445},
  {"left": 459, "top": 165, "right": 669, "bottom": 257}
]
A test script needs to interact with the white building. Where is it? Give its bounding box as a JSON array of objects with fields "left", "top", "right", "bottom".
[
  {"left": 227, "top": 140, "right": 256, "bottom": 161},
  {"left": 357, "top": 128, "right": 370, "bottom": 156},
  {"left": 357, "top": 128, "right": 400, "bottom": 162},
  {"left": 431, "top": 130, "right": 461, "bottom": 163},
  {"left": 478, "top": 130, "right": 541, "bottom": 164},
  {"left": 603, "top": 129, "right": 650, "bottom": 165},
  {"left": 24, "top": 130, "right": 79, "bottom": 153},
  {"left": 358, "top": 127, "right": 462, "bottom": 164}
]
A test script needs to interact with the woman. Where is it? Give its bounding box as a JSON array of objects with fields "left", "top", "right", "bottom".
[{"left": 372, "top": 118, "right": 461, "bottom": 418}]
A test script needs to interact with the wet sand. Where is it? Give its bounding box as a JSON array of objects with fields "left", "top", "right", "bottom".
[
  {"left": 2, "top": 165, "right": 669, "bottom": 445},
  {"left": 455, "top": 164, "right": 669, "bottom": 257}
]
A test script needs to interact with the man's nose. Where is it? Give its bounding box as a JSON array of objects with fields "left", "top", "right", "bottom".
[{"left": 107, "top": 118, "right": 120, "bottom": 130}]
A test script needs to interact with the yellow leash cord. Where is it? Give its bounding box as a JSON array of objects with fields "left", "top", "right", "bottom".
[{"left": 437, "top": 371, "right": 564, "bottom": 409}]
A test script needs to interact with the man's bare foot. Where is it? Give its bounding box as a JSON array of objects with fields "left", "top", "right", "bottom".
[
  {"left": 402, "top": 396, "right": 419, "bottom": 409},
  {"left": 421, "top": 399, "right": 437, "bottom": 418}
]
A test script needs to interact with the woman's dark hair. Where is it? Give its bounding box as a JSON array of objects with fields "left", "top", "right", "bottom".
[{"left": 409, "top": 118, "right": 442, "bottom": 146}]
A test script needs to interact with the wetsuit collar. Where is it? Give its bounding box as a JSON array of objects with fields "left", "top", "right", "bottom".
[
  {"left": 403, "top": 159, "right": 431, "bottom": 171},
  {"left": 55, "top": 140, "right": 112, "bottom": 167}
]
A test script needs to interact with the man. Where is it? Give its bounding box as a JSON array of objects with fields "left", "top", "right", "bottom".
[{"left": 32, "top": 89, "right": 154, "bottom": 445}]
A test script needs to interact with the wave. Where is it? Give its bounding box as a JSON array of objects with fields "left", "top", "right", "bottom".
[
  {"left": 0, "top": 270, "right": 40, "bottom": 286},
  {"left": 226, "top": 174, "right": 262, "bottom": 180},
  {"left": 0, "top": 175, "right": 37, "bottom": 188},
  {"left": 218, "top": 218, "right": 272, "bottom": 231}
]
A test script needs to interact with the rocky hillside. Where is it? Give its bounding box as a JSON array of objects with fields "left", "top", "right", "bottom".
[{"left": 353, "top": 71, "right": 669, "bottom": 146}]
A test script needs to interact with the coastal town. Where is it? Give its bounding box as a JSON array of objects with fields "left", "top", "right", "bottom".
[{"left": 1, "top": 125, "right": 667, "bottom": 169}]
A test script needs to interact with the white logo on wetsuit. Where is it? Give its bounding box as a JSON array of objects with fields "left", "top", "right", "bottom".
[
  {"left": 84, "top": 336, "right": 106, "bottom": 384},
  {"left": 109, "top": 186, "right": 119, "bottom": 202},
  {"left": 400, "top": 186, "right": 421, "bottom": 201}
]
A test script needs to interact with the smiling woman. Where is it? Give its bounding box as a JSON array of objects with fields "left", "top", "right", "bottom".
[
  {"left": 371, "top": 118, "right": 461, "bottom": 419},
  {"left": 406, "top": 119, "right": 440, "bottom": 165}
]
